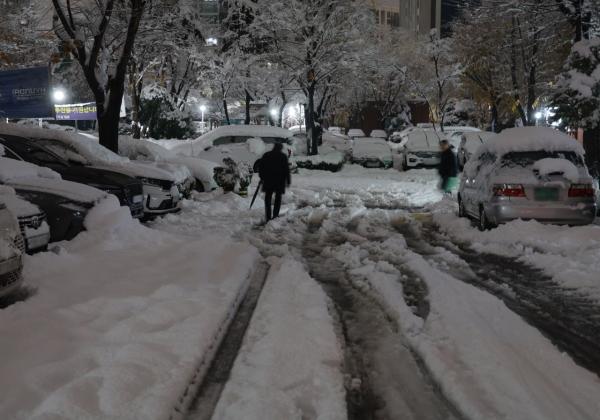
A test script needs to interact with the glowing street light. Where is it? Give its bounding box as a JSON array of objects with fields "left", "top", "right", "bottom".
[
  {"left": 270, "top": 108, "right": 278, "bottom": 118},
  {"left": 200, "top": 104, "right": 207, "bottom": 123},
  {"left": 52, "top": 88, "right": 67, "bottom": 103}
]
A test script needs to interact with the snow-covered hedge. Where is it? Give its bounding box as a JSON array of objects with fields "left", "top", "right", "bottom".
[{"left": 292, "top": 152, "right": 345, "bottom": 172}]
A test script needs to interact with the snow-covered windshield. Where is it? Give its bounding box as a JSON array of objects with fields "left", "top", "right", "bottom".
[{"left": 501, "top": 151, "right": 584, "bottom": 168}]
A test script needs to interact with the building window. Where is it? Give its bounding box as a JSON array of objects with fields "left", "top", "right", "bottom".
[{"left": 373, "top": 9, "right": 379, "bottom": 25}]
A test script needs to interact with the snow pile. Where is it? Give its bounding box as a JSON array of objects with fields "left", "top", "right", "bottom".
[
  {"left": 247, "top": 137, "right": 266, "bottom": 156},
  {"left": 0, "top": 157, "right": 61, "bottom": 182},
  {"left": 477, "top": 127, "right": 584, "bottom": 158},
  {"left": 435, "top": 214, "right": 600, "bottom": 300},
  {"left": 212, "top": 257, "right": 345, "bottom": 420},
  {"left": 83, "top": 195, "right": 134, "bottom": 232},
  {"left": 533, "top": 158, "right": 580, "bottom": 182},
  {"left": 0, "top": 186, "right": 40, "bottom": 217},
  {"left": 0, "top": 213, "right": 261, "bottom": 419}
]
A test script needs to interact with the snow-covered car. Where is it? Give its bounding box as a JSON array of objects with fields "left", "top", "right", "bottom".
[
  {"left": 0, "top": 124, "right": 188, "bottom": 217},
  {"left": 328, "top": 127, "right": 345, "bottom": 135},
  {"left": 351, "top": 137, "right": 393, "bottom": 169},
  {"left": 0, "top": 186, "right": 50, "bottom": 253},
  {"left": 347, "top": 129, "right": 366, "bottom": 140},
  {"left": 173, "top": 125, "right": 296, "bottom": 176},
  {"left": 0, "top": 202, "right": 24, "bottom": 298},
  {"left": 0, "top": 134, "right": 145, "bottom": 219},
  {"left": 369, "top": 129, "right": 388, "bottom": 140},
  {"left": 290, "top": 129, "right": 353, "bottom": 159},
  {"left": 457, "top": 131, "right": 497, "bottom": 170},
  {"left": 400, "top": 129, "right": 448, "bottom": 170},
  {"left": 0, "top": 157, "right": 111, "bottom": 242},
  {"left": 459, "top": 127, "right": 597, "bottom": 230},
  {"left": 445, "top": 126, "right": 481, "bottom": 150},
  {"left": 119, "top": 137, "right": 220, "bottom": 192}
]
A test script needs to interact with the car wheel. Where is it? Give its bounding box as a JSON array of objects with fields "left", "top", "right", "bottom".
[{"left": 478, "top": 206, "right": 492, "bottom": 231}]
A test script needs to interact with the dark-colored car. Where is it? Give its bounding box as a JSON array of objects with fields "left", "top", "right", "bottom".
[{"left": 0, "top": 135, "right": 144, "bottom": 218}]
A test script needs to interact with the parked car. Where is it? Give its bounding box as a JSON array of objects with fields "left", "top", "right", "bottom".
[
  {"left": 458, "top": 127, "right": 597, "bottom": 230},
  {"left": 118, "top": 137, "right": 219, "bottom": 192},
  {"left": 351, "top": 137, "right": 393, "bottom": 168},
  {"left": 347, "top": 129, "right": 366, "bottom": 139},
  {"left": 400, "top": 129, "right": 448, "bottom": 170},
  {"left": 174, "top": 125, "right": 296, "bottom": 179},
  {"left": 0, "top": 134, "right": 144, "bottom": 218},
  {"left": 0, "top": 186, "right": 50, "bottom": 253},
  {"left": 457, "top": 131, "right": 497, "bottom": 170},
  {"left": 290, "top": 128, "right": 353, "bottom": 159},
  {"left": 328, "top": 127, "right": 345, "bottom": 135},
  {"left": 0, "top": 202, "right": 24, "bottom": 298},
  {"left": 0, "top": 157, "right": 110, "bottom": 242},
  {"left": 369, "top": 129, "right": 388, "bottom": 140}
]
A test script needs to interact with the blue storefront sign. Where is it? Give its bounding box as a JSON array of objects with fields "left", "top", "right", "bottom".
[
  {"left": 55, "top": 102, "right": 98, "bottom": 121},
  {"left": 0, "top": 67, "right": 53, "bottom": 119}
]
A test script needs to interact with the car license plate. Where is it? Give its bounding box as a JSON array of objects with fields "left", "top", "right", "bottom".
[
  {"left": 133, "top": 195, "right": 144, "bottom": 204},
  {"left": 534, "top": 187, "right": 559, "bottom": 201},
  {"left": 27, "top": 234, "right": 50, "bottom": 250}
]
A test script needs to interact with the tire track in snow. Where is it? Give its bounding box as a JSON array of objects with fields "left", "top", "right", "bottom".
[
  {"left": 300, "top": 220, "right": 460, "bottom": 420},
  {"left": 185, "top": 262, "right": 270, "bottom": 420},
  {"left": 395, "top": 217, "right": 600, "bottom": 378}
]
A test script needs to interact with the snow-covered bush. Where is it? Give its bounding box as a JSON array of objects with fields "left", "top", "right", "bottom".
[
  {"left": 292, "top": 152, "right": 345, "bottom": 172},
  {"left": 139, "top": 88, "right": 195, "bottom": 140},
  {"left": 214, "top": 158, "right": 252, "bottom": 195},
  {"left": 552, "top": 38, "right": 600, "bottom": 130}
]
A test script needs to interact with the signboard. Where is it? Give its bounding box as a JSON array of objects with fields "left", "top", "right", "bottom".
[
  {"left": 55, "top": 102, "right": 98, "bottom": 121},
  {"left": 0, "top": 67, "right": 53, "bottom": 118}
]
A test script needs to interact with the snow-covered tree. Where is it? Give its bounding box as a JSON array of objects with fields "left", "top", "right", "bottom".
[
  {"left": 233, "top": 0, "right": 373, "bottom": 155},
  {"left": 51, "top": 0, "right": 147, "bottom": 152}
]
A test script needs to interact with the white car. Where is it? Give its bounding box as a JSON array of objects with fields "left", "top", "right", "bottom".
[
  {"left": 0, "top": 202, "right": 24, "bottom": 299},
  {"left": 0, "top": 186, "right": 50, "bottom": 253},
  {"left": 369, "top": 129, "right": 388, "bottom": 139},
  {"left": 351, "top": 137, "right": 393, "bottom": 169},
  {"left": 347, "top": 129, "right": 366, "bottom": 139},
  {"left": 0, "top": 124, "right": 191, "bottom": 217},
  {"left": 290, "top": 128, "right": 353, "bottom": 158},
  {"left": 119, "top": 137, "right": 219, "bottom": 192},
  {"left": 401, "top": 129, "right": 448, "bottom": 170},
  {"left": 459, "top": 127, "right": 596, "bottom": 229},
  {"left": 457, "top": 131, "right": 497, "bottom": 170},
  {"left": 173, "top": 125, "right": 295, "bottom": 168}
]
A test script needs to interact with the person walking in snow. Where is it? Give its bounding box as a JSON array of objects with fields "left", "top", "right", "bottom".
[
  {"left": 255, "top": 143, "right": 291, "bottom": 222},
  {"left": 438, "top": 139, "right": 458, "bottom": 194}
]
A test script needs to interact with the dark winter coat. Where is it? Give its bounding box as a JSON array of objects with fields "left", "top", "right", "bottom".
[
  {"left": 438, "top": 148, "right": 458, "bottom": 179},
  {"left": 256, "top": 150, "right": 291, "bottom": 194}
]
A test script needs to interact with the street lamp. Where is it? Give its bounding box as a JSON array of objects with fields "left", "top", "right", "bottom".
[
  {"left": 199, "top": 105, "right": 207, "bottom": 132},
  {"left": 52, "top": 88, "right": 67, "bottom": 103}
]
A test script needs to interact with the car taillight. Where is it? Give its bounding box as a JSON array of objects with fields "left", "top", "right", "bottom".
[
  {"left": 568, "top": 184, "right": 595, "bottom": 198},
  {"left": 493, "top": 184, "right": 526, "bottom": 197}
]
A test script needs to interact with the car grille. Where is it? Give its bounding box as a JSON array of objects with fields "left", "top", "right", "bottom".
[
  {"left": 124, "top": 183, "right": 144, "bottom": 203},
  {"left": 415, "top": 152, "right": 440, "bottom": 158},
  {"left": 18, "top": 212, "right": 46, "bottom": 232},
  {"left": 0, "top": 269, "right": 21, "bottom": 289}
]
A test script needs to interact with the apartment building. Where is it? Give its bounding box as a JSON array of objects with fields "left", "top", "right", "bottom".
[
  {"left": 398, "top": 0, "right": 477, "bottom": 37},
  {"left": 370, "top": 0, "right": 401, "bottom": 28}
]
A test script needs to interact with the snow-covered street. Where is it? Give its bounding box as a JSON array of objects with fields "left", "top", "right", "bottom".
[{"left": 2, "top": 165, "right": 600, "bottom": 420}]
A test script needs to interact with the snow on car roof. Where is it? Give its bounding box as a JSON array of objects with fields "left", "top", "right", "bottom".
[
  {"left": 0, "top": 123, "right": 129, "bottom": 165},
  {"left": 405, "top": 129, "right": 448, "bottom": 151},
  {"left": 478, "top": 127, "right": 585, "bottom": 157},
  {"left": 352, "top": 138, "right": 392, "bottom": 158},
  {"left": 195, "top": 125, "right": 294, "bottom": 142},
  {"left": 0, "top": 157, "right": 106, "bottom": 203},
  {"left": 462, "top": 132, "right": 497, "bottom": 153}
]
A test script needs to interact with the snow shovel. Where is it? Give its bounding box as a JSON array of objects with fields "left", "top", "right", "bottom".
[{"left": 250, "top": 180, "right": 262, "bottom": 209}]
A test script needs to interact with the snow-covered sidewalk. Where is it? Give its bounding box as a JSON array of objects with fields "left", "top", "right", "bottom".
[
  {"left": 211, "top": 257, "right": 346, "bottom": 420},
  {"left": 0, "top": 204, "right": 260, "bottom": 419}
]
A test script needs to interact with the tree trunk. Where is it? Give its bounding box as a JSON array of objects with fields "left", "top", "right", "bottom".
[
  {"left": 490, "top": 101, "right": 499, "bottom": 133},
  {"left": 245, "top": 89, "right": 252, "bottom": 125},
  {"left": 97, "top": 91, "right": 123, "bottom": 153},
  {"left": 128, "top": 68, "right": 142, "bottom": 139},
  {"left": 306, "top": 85, "right": 318, "bottom": 156},
  {"left": 223, "top": 99, "right": 231, "bottom": 125}
]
